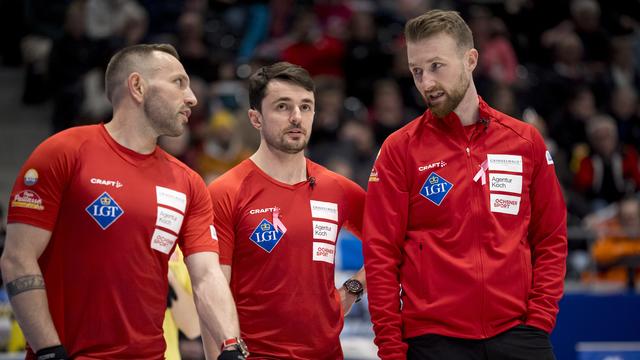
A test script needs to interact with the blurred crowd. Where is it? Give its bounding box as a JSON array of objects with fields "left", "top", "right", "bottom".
[{"left": 2, "top": 0, "right": 640, "bottom": 303}]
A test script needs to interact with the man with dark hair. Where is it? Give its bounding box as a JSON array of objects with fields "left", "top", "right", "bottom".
[
  {"left": 206, "top": 61, "right": 366, "bottom": 359},
  {"left": 1, "top": 44, "right": 247, "bottom": 360},
  {"left": 364, "top": 10, "right": 567, "bottom": 360}
]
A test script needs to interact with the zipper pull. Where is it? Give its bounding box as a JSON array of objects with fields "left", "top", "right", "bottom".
[{"left": 466, "top": 147, "right": 470, "bottom": 157}]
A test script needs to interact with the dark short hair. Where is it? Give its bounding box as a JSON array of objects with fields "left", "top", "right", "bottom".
[
  {"left": 248, "top": 62, "right": 315, "bottom": 111},
  {"left": 104, "top": 43, "right": 179, "bottom": 104},
  {"left": 405, "top": 10, "right": 474, "bottom": 51}
]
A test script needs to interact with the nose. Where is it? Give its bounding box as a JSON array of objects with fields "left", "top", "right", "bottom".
[
  {"left": 420, "top": 76, "right": 437, "bottom": 93},
  {"left": 184, "top": 87, "right": 198, "bottom": 107},
  {"left": 289, "top": 106, "right": 302, "bottom": 124}
]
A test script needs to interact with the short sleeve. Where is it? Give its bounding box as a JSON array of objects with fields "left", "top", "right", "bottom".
[
  {"left": 178, "top": 174, "right": 219, "bottom": 257},
  {"left": 339, "top": 177, "right": 365, "bottom": 240},
  {"left": 8, "top": 132, "right": 77, "bottom": 230},
  {"left": 207, "top": 179, "right": 237, "bottom": 266}
]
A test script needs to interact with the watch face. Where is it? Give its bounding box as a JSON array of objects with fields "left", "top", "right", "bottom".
[{"left": 345, "top": 279, "right": 363, "bottom": 294}]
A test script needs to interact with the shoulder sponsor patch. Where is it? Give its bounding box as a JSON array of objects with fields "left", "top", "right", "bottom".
[
  {"left": 419, "top": 172, "right": 453, "bottom": 206},
  {"left": 150, "top": 228, "right": 178, "bottom": 254},
  {"left": 489, "top": 174, "right": 522, "bottom": 194},
  {"left": 155, "top": 207, "right": 184, "bottom": 234},
  {"left": 156, "top": 186, "right": 187, "bottom": 212},
  {"left": 86, "top": 192, "right": 124, "bottom": 229},
  {"left": 24, "top": 169, "right": 38, "bottom": 186},
  {"left": 312, "top": 242, "right": 335, "bottom": 264},
  {"left": 545, "top": 150, "right": 554, "bottom": 165},
  {"left": 487, "top": 154, "right": 523, "bottom": 173},
  {"left": 490, "top": 194, "right": 521, "bottom": 215},
  {"left": 312, "top": 221, "right": 338, "bottom": 243},
  {"left": 249, "top": 219, "right": 285, "bottom": 253},
  {"left": 11, "top": 190, "right": 44, "bottom": 210},
  {"left": 310, "top": 200, "right": 338, "bottom": 221}
]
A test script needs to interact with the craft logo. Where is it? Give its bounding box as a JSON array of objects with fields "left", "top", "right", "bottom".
[
  {"left": 418, "top": 160, "right": 447, "bottom": 172},
  {"left": 11, "top": 190, "right": 44, "bottom": 210},
  {"left": 90, "top": 178, "right": 123, "bottom": 188},
  {"left": 86, "top": 192, "right": 124, "bottom": 229},
  {"left": 24, "top": 169, "right": 39, "bottom": 186},
  {"left": 419, "top": 172, "right": 453, "bottom": 206},
  {"left": 250, "top": 219, "right": 285, "bottom": 253}
]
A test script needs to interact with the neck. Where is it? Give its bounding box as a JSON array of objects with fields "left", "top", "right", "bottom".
[
  {"left": 250, "top": 142, "right": 307, "bottom": 184},
  {"left": 105, "top": 110, "right": 158, "bottom": 154},
  {"left": 454, "top": 82, "right": 480, "bottom": 126}
]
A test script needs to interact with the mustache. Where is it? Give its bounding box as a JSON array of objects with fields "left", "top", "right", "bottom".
[{"left": 284, "top": 125, "right": 306, "bottom": 134}]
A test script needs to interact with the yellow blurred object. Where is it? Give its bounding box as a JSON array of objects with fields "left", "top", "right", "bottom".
[
  {"left": 164, "top": 248, "right": 194, "bottom": 360},
  {"left": 7, "top": 319, "right": 26, "bottom": 352}
]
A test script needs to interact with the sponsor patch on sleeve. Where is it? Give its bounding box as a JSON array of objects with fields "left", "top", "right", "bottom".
[
  {"left": 312, "top": 221, "right": 338, "bottom": 243},
  {"left": 312, "top": 242, "right": 336, "bottom": 264},
  {"left": 310, "top": 200, "right": 338, "bottom": 221},
  {"left": 490, "top": 194, "right": 521, "bottom": 215},
  {"left": 150, "top": 228, "right": 178, "bottom": 254},
  {"left": 489, "top": 174, "right": 522, "bottom": 194},
  {"left": 545, "top": 150, "right": 554, "bottom": 165},
  {"left": 24, "top": 168, "right": 39, "bottom": 186},
  {"left": 368, "top": 166, "right": 379, "bottom": 182},
  {"left": 156, "top": 186, "right": 187, "bottom": 212},
  {"left": 487, "top": 154, "right": 523, "bottom": 173},
  {"left": 11, "top": 190, "right": 44, "bottom": 210},
  {"left": 210, "top": 225, "right": 218, "bottom": 241}
]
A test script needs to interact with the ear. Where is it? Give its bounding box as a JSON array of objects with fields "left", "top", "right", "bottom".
[
  {"left": 248, "top": 109, "right": 262, "bottom": 130},
  {"left": 466, "top": 48, "right": 479, "bottom": 72},
  {"left": 127, "top": 72, "right": 145, "bottom": 103}
]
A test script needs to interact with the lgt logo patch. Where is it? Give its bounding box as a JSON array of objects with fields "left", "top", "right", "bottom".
[
  {"left": 419, "top": 172, "right": 453, "bottom": 206},
  {"left": 86, "top": 192, "right": 124, "bottom": 229},
  {"left": 250, "top": 219, "right": 284, "bottom": 253}
]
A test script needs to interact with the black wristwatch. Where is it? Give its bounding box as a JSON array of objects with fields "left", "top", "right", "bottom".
[
  {"left": 220, "top": 337, "right": 249, "bottom": 358},
  {"left": 342, "top": 279, "right": 364, "bottom": 303}
]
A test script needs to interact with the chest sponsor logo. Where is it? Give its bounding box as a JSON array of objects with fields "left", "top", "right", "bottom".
[
  {"left": 487, "top": 154, "right": 523, "bottom": 173},
  {"left": 86, "top": 192, "right": 124, "bottom": 229},
  {"left": 490, "top": 194, "right": 521, "bottom": 215},
  {"left": 11, "top": 190, "right": 44, "bottom": 210},
  {"left": 545, "top": 150, "right": 554, "bottom": 165},
  {"left": 310, "top": 200, "right": 338, "bottom": 221},
  {"left": 419, "top": 172, "right": 453, "bottom": 206},
  {"left": 248, "top": 207, "right": 276, "bottom": 215},
  {"left": 489, "top": 174, "right": 523, "bottom": 194},
  {"left": 156, "top": 186, "right": 187, "bottom": 212},
  {"left": 312, "top": 242, "right": 336, "bottom": 264},
  {"left": 150, "top": 228, "right": 178, "bottom": 254},
  {"left": 312, "top": 221, "right": 338, "bottom": 243},
  {"left": 155, "top": 207, "right": 184, "bottom": 234},
  {"left": 418, "top": 160, "right": 447, "bottom": 172},
  {"left": 24, "top": 168, "right": 39, "bottom": 186},
  {"left": 90, "top": 178, "right": 123, "bottom": 188},
  {"left": 249, "top": 219, "right": 285, "bottom": 253}
]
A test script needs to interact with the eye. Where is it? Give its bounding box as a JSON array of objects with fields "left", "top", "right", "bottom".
[
  {"left": 174, "top": 78, "right": 183, "bottom": 86},
  {"left": 276, "top": 103, "right": 289, "bottom": 111},
  {"left": 300, "top": 103, "right": 313, "bottom": 112},
  {"left": 430, "top": 63, "right": 443, "bottom": 72},
  {"left": 411, "top": 68, "right": 423, "bottom": 78}
]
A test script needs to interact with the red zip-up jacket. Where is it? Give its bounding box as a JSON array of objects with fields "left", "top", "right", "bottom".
[{"left": 363, "top": 98, "right": 567, "bottom": 359}]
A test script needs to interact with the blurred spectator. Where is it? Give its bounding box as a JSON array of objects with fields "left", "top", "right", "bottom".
[
  {"left": 369, "top": 79, "right": 409, "bottom": 146},
  {"left": 573, "top": 114, "right": 640, "bottom": 207},
  {"left": 589, "top": 197, "right": 640, "bottom": 287},
  {"left": 309, "top": 78, "right": 347, "bottom": 148},
  {"left": 549, "top": 85, "right": 597, "bottom": 156},
  {"left": 176, "top": 11, "right": 217, "bottom": 81},
  {"left": 608, "top": 85, "right": 640, "bottom": 150},
  {"left": 343, "top": 9, "right": 393, "bottom": 105},
  {"left": 570, "top": 0, "right": 610, "bottom": 76}
]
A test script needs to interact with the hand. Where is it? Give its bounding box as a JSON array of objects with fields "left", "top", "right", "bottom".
[
  {"left": 36, "top": 345, "right": 69, "bottom": 360},
  {"left": 339, "top": 286, "right": 358, "bottom": 316},
  {"left": 217, "top": 349, "right": 246, "bottom": 360}
]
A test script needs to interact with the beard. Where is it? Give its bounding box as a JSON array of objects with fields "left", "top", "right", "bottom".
[
  {"left": 424, "top": 70, "right": 470, "bottom": 118},
  {"left": 143, "top": 88, "right": 186, "bottom": 137},
  {"left": 264, "top": 125, "right": 309, "bottom": 154}
]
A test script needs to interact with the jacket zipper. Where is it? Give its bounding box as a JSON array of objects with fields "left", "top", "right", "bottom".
[{"left": 466, "top": 123, "right": 488, "bottom": 338}]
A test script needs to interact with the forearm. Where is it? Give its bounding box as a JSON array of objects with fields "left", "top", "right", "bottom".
[
  {"left": 167, "top": 273, "right": 200, "bottom": 339},
  {"left": 192, "top": 265, "right": 240, "bottom": 351},
  {"left": 1, "top": 256, "right": 60, "bottom": 351}
]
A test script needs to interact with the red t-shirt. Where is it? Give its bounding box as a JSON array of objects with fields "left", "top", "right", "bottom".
[
  {"left": 208, "top": 159, "right": 365, "bottom": 359},
  {"left": 8, "top": 124, "right": 218, "bottom": 359}
]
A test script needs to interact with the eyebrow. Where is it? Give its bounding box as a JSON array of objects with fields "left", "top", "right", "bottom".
[
  {"left": 271, "top": 97, "right": 315, "bottom": 104},
  {"left": 408, "top": 57, "right": 445, "bottom": 67}
]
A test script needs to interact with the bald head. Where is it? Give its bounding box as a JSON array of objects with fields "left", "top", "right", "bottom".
[{"left": 105, "top": 43, "right": 180, "bottom": 105}]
